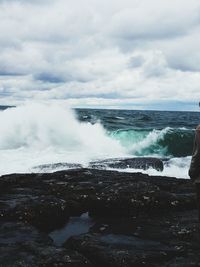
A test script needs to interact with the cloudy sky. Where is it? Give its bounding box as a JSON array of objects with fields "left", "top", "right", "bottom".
[{"left": 0, "top": 0, "right": 200, "bottom": 110}]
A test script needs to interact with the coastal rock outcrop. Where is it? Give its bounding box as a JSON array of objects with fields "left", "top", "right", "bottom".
[
  {"left": 89, "top": 157, "right": 164, "bottom": 171},
  {"left": 0, "top": 168, "right": 199, "bottom": 266},
  {"left": 33, "top": 157, "right": 164, "bottom": 172},
  {"left": 0, "top": 222, "right": 92, "bottom": 266}
]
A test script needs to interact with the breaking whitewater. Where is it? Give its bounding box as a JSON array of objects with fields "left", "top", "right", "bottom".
[{"left": 0, "top": 103, "right": 199, "bottom": 178}]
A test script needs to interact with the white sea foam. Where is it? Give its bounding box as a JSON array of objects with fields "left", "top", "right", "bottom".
[
  {"left": 0, "top": 103, "right": 125, "bottom": 175},
  {"left": 111, "top": 156, "right": 191, "bottom": 179},
  {"left": 0, "top": 103, "right": 192, "bottom": 178}
]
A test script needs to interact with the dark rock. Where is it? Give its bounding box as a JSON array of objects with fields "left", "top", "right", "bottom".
[
  {"left": 0, "top": 169, "right": 195, "bottom": 221},
  {"left": 0, "top": 222, "right": 93, "bottom": 267},
  {"left": 64, "top": 209, "right": 200, "bottom": 267},
  {"left": 33, "top": 162, "right": 82, "bottom": 172},
  {"left": 33, "top": 157, "right": 164, "bottom": 173},
  {"left": 13, "top": 196, "right": 70, "bottom": 232},
  {"left": 2, "top": 195, "right": 70, "bottom": 232},
  {"left": 0, "top": 168, "right": 198, "bottom": 267},
  {"left": 0, "top": 222, "right": 52, "bottom": 246},
  {"left": 90, "top": 157, "right": 164, "bottom": 171},
  {"left": 38, "top": 247, "right": 93, "bottom": 267},
  {"left": 88, "top": 209, "right": 200, "bottom": 249},
  {"left": 65, "top": 233, "right": 183, "bottom": 267}
]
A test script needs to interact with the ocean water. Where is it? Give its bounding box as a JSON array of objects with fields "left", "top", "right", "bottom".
[{"left": 0, "top": 103, "right": 199, "bottom": 178}]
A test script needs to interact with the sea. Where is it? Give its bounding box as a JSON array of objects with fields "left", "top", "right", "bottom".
[{"left": 0, "top": 103, "right": 199, "bottom": 178}]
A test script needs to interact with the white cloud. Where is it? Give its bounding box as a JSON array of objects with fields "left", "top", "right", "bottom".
[
  {"left": 0, "top": 0, "right": 199, "bottom": 110},
  {"left": 108, "top": 1, "right": 199, "bottom": 41}
]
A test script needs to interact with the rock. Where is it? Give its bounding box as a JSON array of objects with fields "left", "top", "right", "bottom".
[
  {"left": 38, "top": 246, "right": 93, "bottom": 267},
  {"left": 64, "top": 209, "right": 200, "bottom": 267},
  {"left": 33, "top": 162, "right": 82, "bottom": 172},
  {"left": 0, "top": 168, "right": 199, "bottom": 267},
  {"left": 90, "top": 157, "right": 164, "bottom": 171},
  {"left": 0, "top": 169, "right": 195, "bottom": 222},
  {"left": 32, "top": 157, "right": 164, "bottom": 172},
  {"left": 2, "top": 195, "right": 70, "bottom": 232},
  {"left": 13, "top": 196, "right": 70, "bottom": 232},
  {"left": 65, "top": 233, "right": 182, "bottom": 267},
  {"left": 0, "top": 222, "right": 52, "bottom": 246},
  {"left": 0, "top": 222, "right": 93, "bottom": 267}
]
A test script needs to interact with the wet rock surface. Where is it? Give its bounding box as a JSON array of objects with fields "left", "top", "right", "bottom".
[
  {"left": 0, "top": 222, "right": 92, "bottom": 267},
  {"left": 0, "top": 168, "right": 200, "bottom": 266},
  {"left": 65, "top": 233, "right": 181, "bottom": 267},
  {"left": 89, "top": 157, "right": 164, "bottom": 171},
  {"left": 33, "top": 157, "right": 164, "bottom": 172}
]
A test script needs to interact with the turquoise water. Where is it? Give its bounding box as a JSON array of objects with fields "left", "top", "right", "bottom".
[
  {"left": 0, "top": 105, "right": 198, "bottom": 177},
  {"left": 77, "top": 109, "right": 198, "bottom": 158}
]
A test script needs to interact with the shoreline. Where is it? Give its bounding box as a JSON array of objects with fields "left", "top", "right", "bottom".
[{"left": 0, "top": 167, "right": 199, "bottom": 266}]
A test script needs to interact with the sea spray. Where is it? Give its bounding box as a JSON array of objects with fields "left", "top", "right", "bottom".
[
  {"left": 0, "top": 103, "right": 126, "bottom": 174},
  {"left": 0, "top": 104, "right": 196, "bottom": 178},
  {"left": 116, "top": 156, "right": 191, "bottom": 179}
]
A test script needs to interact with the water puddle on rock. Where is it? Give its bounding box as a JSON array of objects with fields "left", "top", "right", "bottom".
[{"left": 49, "top": 212, "right": 94, "bottom": 246}]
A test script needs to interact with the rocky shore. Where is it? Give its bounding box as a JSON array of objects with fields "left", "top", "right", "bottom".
[{"left": 0, "top": 160, "right": 200, "bottom": 266}]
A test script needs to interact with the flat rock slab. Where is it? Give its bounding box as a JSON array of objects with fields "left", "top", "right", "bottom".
[
  {"left": 90, "top": 157, "right": 164, "bottom": 171},
  {"left": 64, "top": 209, "right": 200, "bottom": 267},
  {"left": 65, "top": 233, "right": 182, "bottom": 267},
  {"left": 0, "top": 168, "right": 199, "bottom": 267},
  {"left": 33, "top": 157, "right": 164, "bottom": 172},
  {"left": 0, "top": 169, "right": 196, "bottom": 224},
  {"left": 0, "top": 169, "right": 196, "bottom": 226},
  {"left": 33, "top": 162, "right": 82, "bottom": 172},
  {"left": 0, "top": 222, "right": 92, "bottom": 267}
]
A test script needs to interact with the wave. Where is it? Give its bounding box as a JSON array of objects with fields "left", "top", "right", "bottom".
[
  {"left": 0, "top": 103, "right": 126, "bottom": 174},
  {"left": 113, "top": 156, "right": 191, "bottom": 179},
  {"left": 110, "top": 127, "right": 194, "bottom": 157},
  {"left": 0, "top": 103, "right": 194, "bottom": 176},
  {"left": 0, "top": 103, "right": 125, "bottom": 152}
]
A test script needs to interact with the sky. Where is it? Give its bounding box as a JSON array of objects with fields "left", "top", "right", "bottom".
[{"left": 0, "top": 0, "right": 200, "bottom": 111}]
